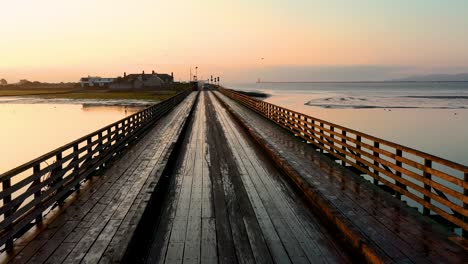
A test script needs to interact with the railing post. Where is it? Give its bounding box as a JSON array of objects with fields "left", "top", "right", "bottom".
[
  {"left": 341, "top": 130, "right": 346, "bottom": 166},
  {"left": 56, "top": 153, "right": 64, "bottom": 204},
  {"left": 463, "top": 172, "right": 468, "bottom": 238},
  {"left": 2, "top": 177, "right": 13, "bottom": 249},
  {"left": 422, "top": 159, "right": 432, "bottom": 216},
  {"left": 310, "top": 120, "right": 316, "bottom": 146},
  {"left": 73, "top": 144, "right": 81, "bottom": 191},
  {"left": 373, "top": 142, "right": 379, "bottom": 185},
  {"left": 356, "top": 135, "right": 362, "bottom": 161},
  {"left": 107, "top": 127, "right": 111, "bottom": 146},
  {"left": 86, "top": 137, "right": 93, "bottom": 179},
  {"left": 319, "top": 123, "right": 324, "bottom": 153},
  {"left": 395, "top": 149, "right": 403, "bottom": 200},
  {"left": 295, "top": 113, "right": 299, "bottom": 131},
  {"left": 33, "top": 164, "right": 43, "bottom": 223},
  {"left": 98, "top": 132, "right": 103, "bottom": 156}
]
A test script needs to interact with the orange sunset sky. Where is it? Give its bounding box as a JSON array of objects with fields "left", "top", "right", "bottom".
[{"left": 1, "top": 0, "right": 468, "bottom": 83}]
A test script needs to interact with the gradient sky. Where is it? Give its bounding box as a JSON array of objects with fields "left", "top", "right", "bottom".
[{"left": 1, "top": 0, "right": 468, "bottom": 82}]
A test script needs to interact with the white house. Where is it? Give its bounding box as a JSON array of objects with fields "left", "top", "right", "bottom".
[{"left": 80, "top": 76, "right": 115, "bottom": 88}]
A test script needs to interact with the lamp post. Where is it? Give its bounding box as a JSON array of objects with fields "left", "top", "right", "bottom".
[{"left": 195, "top": 66, "right": 198, "bottom": 81}]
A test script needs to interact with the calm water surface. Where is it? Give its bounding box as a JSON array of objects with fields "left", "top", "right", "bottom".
[{"left": 0, "top": 102, "right": 142, "bottom": 174}]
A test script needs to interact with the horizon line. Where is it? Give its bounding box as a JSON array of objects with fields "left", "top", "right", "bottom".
[{"left": 257, "top": 80, "right": 468, "bottom": 84}]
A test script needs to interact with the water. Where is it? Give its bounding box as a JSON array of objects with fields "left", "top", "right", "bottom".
[
  {"left": 228, "top": 82, "right": 468, "bottom": 166},
  {"left": 0, "top": 99, "right": 145, "bottom": 175}
]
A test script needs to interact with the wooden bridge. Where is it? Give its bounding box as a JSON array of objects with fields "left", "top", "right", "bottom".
[{"left": 0, "top": 88, "right": 467, "bottom": 263}]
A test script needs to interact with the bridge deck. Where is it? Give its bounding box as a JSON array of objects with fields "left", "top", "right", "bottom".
[
  {"left": 126, "top": 91, "right": 352, "bottom": 263},
  {"left": 214, "top": 91, "right": 468, "bottom": 263},
  {"left": 0, "top": 93, "right": 197, "bottom": 264},
  {"left": 2, "top": 90, "right": 466, "bottom": 263}
]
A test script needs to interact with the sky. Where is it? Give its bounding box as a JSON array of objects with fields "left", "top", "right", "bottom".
[{"left": 1, "top": 0, "right": 468, "bottom": 83}]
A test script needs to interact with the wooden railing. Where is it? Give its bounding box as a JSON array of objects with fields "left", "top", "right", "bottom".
[
  {"left": 0, "top": 89, "right": 191, "bottom": 249},
  {"left": 219, "top": 87, "right": 468, "bottom": 236}
]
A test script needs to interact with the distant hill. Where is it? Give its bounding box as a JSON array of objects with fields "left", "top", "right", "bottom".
[{"left": 389, "top": 73, "right": 468, "bottom": 82}]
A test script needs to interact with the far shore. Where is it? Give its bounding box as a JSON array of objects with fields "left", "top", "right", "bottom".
[{"left": 0, "top": 84, "right": 190, "bottom": 101}]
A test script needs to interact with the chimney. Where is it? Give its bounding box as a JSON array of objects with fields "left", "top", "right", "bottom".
[
  {"left": 124, "top": 72, "right": 126, "bottom": 78},
  {"left": 142, "top": 70, "right": 145, "bottom": 75},
  {"left": 171, "top": 72, "right": 174, "bottom": 78},
  {"left": 152, "top": 70, "right": 155, "bottom": 75}
]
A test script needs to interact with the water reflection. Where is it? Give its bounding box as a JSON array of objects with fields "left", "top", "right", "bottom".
[{"left": 0, "top": 103, "right": 143, "bottom": 174}]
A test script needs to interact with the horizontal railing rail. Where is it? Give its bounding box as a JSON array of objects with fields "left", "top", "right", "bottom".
[
  {"left": 0, "top": 89, "right": 191, "bottom": 250},
  {"left": 219, "top": 87, "right": 468, "bottom": 236}
]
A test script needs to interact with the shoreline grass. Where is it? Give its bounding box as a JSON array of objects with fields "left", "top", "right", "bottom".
[{"left": 0, "top": 88, "right": 186, "bottom": 101}]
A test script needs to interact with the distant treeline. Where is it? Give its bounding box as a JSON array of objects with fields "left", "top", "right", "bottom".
[{"left": 0, "top": 80, "right": 79, "bottom": 89}]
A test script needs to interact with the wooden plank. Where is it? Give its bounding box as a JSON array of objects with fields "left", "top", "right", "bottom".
[
  {"left": 205, "top": 92, "right": 270, "bottom": 263},
  {"left": 201, "top": 218, "right": 217, "bottom": 264}
]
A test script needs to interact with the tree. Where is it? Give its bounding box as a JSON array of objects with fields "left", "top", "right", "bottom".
[
  {"left": 19, "top": 79, "right": 31, "bottom": 85},
  {"left": 0, "top": 79, "right": 7, "bottom": 86}
]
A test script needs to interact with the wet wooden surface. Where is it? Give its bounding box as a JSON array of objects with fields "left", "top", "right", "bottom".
[
  {"left": 130, "top": 91, "right": 352, "bottom": 263},
  {"left": 0, "top": 93, "right": 197, "bottom": 264},
  {"left": 3, "top": 89, "right": 466, "bottom": 264},
  {"left": 215, "top": 91, "right": 468, "bottom": 263}
]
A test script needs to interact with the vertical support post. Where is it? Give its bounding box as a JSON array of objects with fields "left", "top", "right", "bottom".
[
  {"left": 305, "top": 118, "right": 311, "bottom": 143},
  {"left": 373, "top": 142, "right": 380, "bottom": 185},
  {"left": 422, "top": 159, "right": 432, "bottom": 215},
  {"left": 56, "top": 153, "right": 64, "bottom": 204},
  {"left": 310, "top": 120, "right": 316, "bottom": 146},
  {"left": 395, "top": 149, "right": 403, "bottom": 200},
  {"left": 33, "top": 164, "right": 43, "bottom": 223},
  {"left": 107, "top": 128, "right": 111, "bottom": 147},
  {"left": 356, "top": 135, "right": 364, "bottom": 167},
  {"left": 463, "top": 172, "right": 468, "bottom": 238},
  {"left": 86, "top": 137, "right": 93, "bottom": 179},
  {"left": 2, "top": 177, "right": 13, "bottom": 249},
  {"left": 341, "top": 130, "right": 347, "bottom": 166},
  {"left": 329, "top": 126, "right": 335, "bottom": 155},
  {"left": 73, "top": 144, "right": 81, "bottom": 191},
  {"left": 98, "top": 132, "right": 103, "bottom": 156},
  {"left": 319, "top": 123, "right": 324, "bottom": 153}
]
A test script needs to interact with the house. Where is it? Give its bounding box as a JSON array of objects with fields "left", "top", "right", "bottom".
[
  {"left": 110, "top": 71, "right": 173, "bottom": 90},
  {"left": 156, "top": 72, "right": 174, "bottom": 83},
  {"left": 80, "top": 76, "right": 115, "bottom": 88}
]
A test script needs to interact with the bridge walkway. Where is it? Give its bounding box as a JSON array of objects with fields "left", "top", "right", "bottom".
[
  {"left": 126, "top": 91, "right": 352, "bottom": 263},
  {"left": 214, "top": 91, "right": 468, "bottom": 263},
  {"left": 2, "top": 89, "right": 467, "bottom": 264},
  {"left": 0, "top": 93, "right": 197, "bottom": 264}
]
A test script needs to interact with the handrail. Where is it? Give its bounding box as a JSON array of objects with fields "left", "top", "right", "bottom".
[
  {"left": 219, "top": 87, "right": 468, "bottom": 236},
  {"left": 0, "top": 89, "right": 191, "bottom": 249}
]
